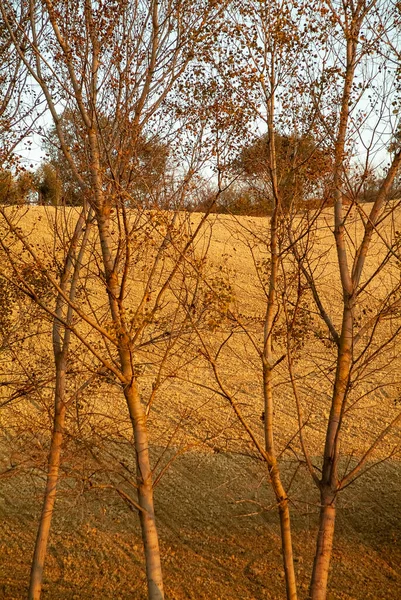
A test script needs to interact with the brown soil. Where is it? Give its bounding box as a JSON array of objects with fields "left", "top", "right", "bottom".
[
  {"left": 0, "top": 206, "right": 400, "bottom": 599},
  {"left": 1, "top": 454, "right": 400, "bottom": 599}
]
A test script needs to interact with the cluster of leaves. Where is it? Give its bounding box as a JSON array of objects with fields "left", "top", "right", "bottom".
[{"left": 40, "top": 109, "right": 170, "bottom": 208}]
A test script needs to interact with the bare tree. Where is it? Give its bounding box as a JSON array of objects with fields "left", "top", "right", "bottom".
[
  {"left": 0, "top": 205, "right": 94, "bottom": 596},
  {"left": 191, "top": 2, "right": 318, "bottom": 597},
  {"left": 0, "top": 202, "right": 212, "bottom": 598},
  {"left": 28, "top": 208, "right": 93, "bottom": 599},
  {"left": 193, "top": 1, "right": 401, "bottom": 599},
  {"left": 288, "top": 2, "right": 401, "bottom": 598},
  {"left": 0, "top": 0, "right": 232, "bottom": 597}
]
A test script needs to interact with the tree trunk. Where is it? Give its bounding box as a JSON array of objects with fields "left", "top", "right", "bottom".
[
  {"left": 264, "top": 276, "right": 297, "bottom": 599},
  {"left": 270, "top": 462, "right": 298, "bottom": 600},
  {"left": 308, "top": 308, "right": 352, "bottom": 600},
  {"left": 264, "top": 352, "right": 297, "bottom": 600},
  {"left": 262, "top": 106, "right": 297, "bottom": 599},
  {"left": 28, "top": 208, "right": 89, "bottom": 599},
  {"left": 96, "top": 203, "right": 165, "bottom": 599},
  {"left": 265, "top": 358, "right": 297, "bottom": 600},
  {"left": 28, "top": 357, "right": 67, "bottom": 600},
  {"left": 124, "top": 379, "right": 164, "bottom": 600},
  {"left": 309, "top": 491, "right": 336, "bottom": 600}
]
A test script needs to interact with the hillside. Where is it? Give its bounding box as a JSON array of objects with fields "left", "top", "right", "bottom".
[{"left": 0, "top": 205, "right": 400, "bottom": 599}]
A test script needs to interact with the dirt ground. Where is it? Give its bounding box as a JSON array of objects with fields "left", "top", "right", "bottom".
[
  {"left": 1, "top": 452, "right": 400, "bottom": 599},
  {"left": 1, "top": 207, "right": 401, "bottom": 599}
]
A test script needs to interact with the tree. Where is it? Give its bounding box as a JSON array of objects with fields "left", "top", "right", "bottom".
[
  {"left": 194, "top": 1, "right": 312, "bottom": 597},
  {"left": 197, "top": 1, "right": 401, "bottom": 600},
  {"left": 288, "top": 1, "right": 401, "bottom": 597},
  {"left": 232, "top": 132, "right": 333, "bottom": 211},
  {"left": 34, "top": 163, "right": 62, "bottom": 205},
  {"left": 0, "top": 168, "right": 35, "bottom": 204},
  {"left": 0, "top": 1, "right": 229, "bottom": 598},
  {"left": 0, "top": 203, "right": 98, "bottom": 598},
  {"left": 41, "top": 109, "right": 170, "bottom": 207}
]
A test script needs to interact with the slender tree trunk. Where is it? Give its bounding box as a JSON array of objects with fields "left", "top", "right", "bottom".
[
  {"left": 309, "top": 491, "right": 336, "bottom": 600},
  {"left": 28, "top": 356, "right": 67, "bottom": 600},
  {"left": 263, "top": 211, "right": 297, "bottom": 600},
  {"left": 306, "top": 23, "right": 359, "bottom": 600},
  {"left": 262, "top": 90, "right": 297, "bottom": 600},
  {"left": 269, "top": 462, "right": 297, "bottom": 600},
  {"left": 96, "top": 206, "right": 165, "bottom": 599},
  {"left": 264, "top": 360, "right": 297, "bottom": 600},
  {"left": 28, "top": 208, "right": 89, "bottom": 599},
  {"left": 308, "top": 307, "right": 352, "bottom": 599},
  {"left": 124, "top": 379, "right": 164, "bottom": 600}
]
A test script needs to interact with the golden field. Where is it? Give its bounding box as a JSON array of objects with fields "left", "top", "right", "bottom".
[{"left": 0, "top": 205, "right": 400, "bottom": 599}]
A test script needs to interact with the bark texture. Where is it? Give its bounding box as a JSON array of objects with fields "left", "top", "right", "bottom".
[
  {"left": 28, "top": 365, "right": 66, "bottom": 600},
  {"left": 96, "top": 205, "right": 165, "bottom": 599},
  {"left": 309, "top": 494, "right": 336, "bottom": 600},
  {"left": 28, "top": 209, "right": 89, "bottom": 599},
  {"left": 125, "top": 381, "right": 164, "bottom": 599}
]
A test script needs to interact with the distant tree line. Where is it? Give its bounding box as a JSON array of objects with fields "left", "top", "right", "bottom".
[{"left": 2, "top": 125, "right": 400, "bottom": 212}]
